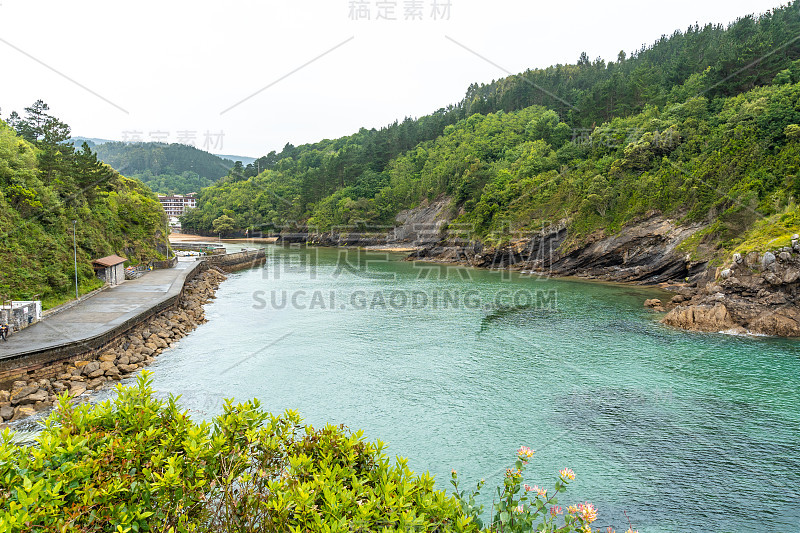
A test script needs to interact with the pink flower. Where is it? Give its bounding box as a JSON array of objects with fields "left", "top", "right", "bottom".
[
  {"left": 515, "top": 503, "right": 525, "bottom": 513},
  {"left": 517, "top": 446, "right": 535, "bottom": 462},
  {"left": 550, "top": 506, "right": 563, "bottom": 516},
  {"left": 575, "top": 502, "right": 597, "bottom": 523},
  {"left": 559, "top": 468, "right": 575, "bottom": 481},
  {"left": 524, "top": 484, "right": 533, "bottom": 492},
  {"left": 532, "top": 485, "right": 547, "bottom": 497}
]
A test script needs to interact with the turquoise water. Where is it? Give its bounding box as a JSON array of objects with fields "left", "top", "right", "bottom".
[{"left": 146, "top": 246, "right": 800, "bottom": 532}]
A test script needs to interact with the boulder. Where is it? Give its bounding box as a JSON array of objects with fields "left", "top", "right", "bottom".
[
  {"left": 10, "top": 385, "right": 39, "bottom": 405},
  {"left": 0, "top": 390, "right": 9, "bottom": 403},
  {"left": 749, "top": 311, "right": 800, "bottom": 337},
  {"left": 744, "top": 252, "right": 760, "bottom": 269},
  {"left": 662, "top": 303, "right": 737, "bottom": 332},
  {"left": 74, "top": 361, "right": 90, "bottom": 369},
  {"left": 779, "top": 251, "right": 792, "bottom": 262},
  {"left": 11, "top": 406, "right": 35, "bottom": 421},
  {"left": 87, "top": 369, "right": 105, "bottom": 379},
  {"left": 762, "top": 252, "right": 776, "bottom": 269},
  {"left": 782, "top": 267, "right": 800, "bottom": 284},
  {"left": 99, "top": 361, "right": 116, "bottom": 372},
  {"left": 86, "top": 377, "right": 106, "bottom": 390},
  {"left": 82, "top": 361, "right": 100, "bottom": 375},
  {"left": 99, "top": 353, "right": 116, "bottom": 363},
  {"left": 69, "top": 385, "right": 87, "bottom": 398},
  {"left": 117, "top": 355, "right": 130, "bottom": 366},
  {"left": 644, "top": 298, "right": 664, "bottom": 310},
  {"left": 17, "top": 389, "right": 48, "bottom": 405},
  {"left": 0, "top": 405, "right": 13, "bottom": 421}
]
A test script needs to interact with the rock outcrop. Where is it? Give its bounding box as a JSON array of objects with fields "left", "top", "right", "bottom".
[
  {"left": 409, "top": 214, "right": 710, "bottom": 284},
  {"left": 663, "top": 240, "right": 800, "bottom": 336},
  {"left": 0, "top": 267, "right": 227, "bottom": 425}
]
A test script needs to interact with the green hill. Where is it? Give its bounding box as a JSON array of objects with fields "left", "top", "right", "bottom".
[
  {"left": 91, "top": 142, "right": 235, "bottom": 195},
  {"left": 0, "top": 103, "right": 169, "bottom": 307},
  {"left": 182, "top": 2, "right": 800, "bottom": 259}
]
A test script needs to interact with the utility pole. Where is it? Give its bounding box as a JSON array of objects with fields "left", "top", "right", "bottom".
[{"left": 72, "top": 220, "right": 79, "bottom": 300}]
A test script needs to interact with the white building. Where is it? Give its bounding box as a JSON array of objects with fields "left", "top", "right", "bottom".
[{"left": 158, "top": 193, "right": 197, "bottom": 217}]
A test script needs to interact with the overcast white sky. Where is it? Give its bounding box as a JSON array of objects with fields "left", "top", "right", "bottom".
[{"left": 0, "top": 0, "right": 786, "bottom": 157}]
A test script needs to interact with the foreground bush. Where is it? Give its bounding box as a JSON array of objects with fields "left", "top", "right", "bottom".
[{"left": 0, "top": 374, "right": 631, "bottom": 532}]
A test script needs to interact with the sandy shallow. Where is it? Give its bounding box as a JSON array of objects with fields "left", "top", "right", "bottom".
[{"left": 169, "top": 234, "right": 279, "bottom": 244}]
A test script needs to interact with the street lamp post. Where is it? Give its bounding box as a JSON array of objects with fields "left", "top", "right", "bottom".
[{"left": 72, "top": 220, "right": 79, "bottom": 300}]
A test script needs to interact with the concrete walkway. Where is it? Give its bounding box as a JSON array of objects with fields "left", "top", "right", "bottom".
[{"left": 0, "top": 262, "right": 201, "bottom": 363}]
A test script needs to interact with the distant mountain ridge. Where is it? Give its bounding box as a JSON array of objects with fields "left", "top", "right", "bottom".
[
  {"left": 65, "top": 139, "right": 253, "bottom": 195},
  {"left": 214, "top": 154, "right": 256, "bottom": 165}
]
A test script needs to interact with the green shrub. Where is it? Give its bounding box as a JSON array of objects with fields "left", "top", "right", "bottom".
[
  {"left": 0, "top": 374, "right": 476, "bottom": 532},
  {"left": 0, "top": 375, "right": 632, "bottom": 533}
]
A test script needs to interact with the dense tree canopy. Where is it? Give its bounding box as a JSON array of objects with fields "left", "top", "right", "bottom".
[
  {"left": 0, "top": 105, "right": 169, "bottom": 305},
  {"left": 182, "top": 3, "right": 800, "bottom": 258}
]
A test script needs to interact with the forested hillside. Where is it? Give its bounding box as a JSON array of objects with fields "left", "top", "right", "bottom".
[
  {"left": 0, "top": 102, "right": 169, "bottom": 306},
  {"left": 182, "top": 2, "right": 800, "bottom": 259},
  {"left": 92, "top": 142, "right": 235, "bottom": 195}
]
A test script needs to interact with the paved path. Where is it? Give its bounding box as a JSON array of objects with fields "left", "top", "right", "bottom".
[{"left": 0, "top": 262, "right": 200, "bottom": 362}]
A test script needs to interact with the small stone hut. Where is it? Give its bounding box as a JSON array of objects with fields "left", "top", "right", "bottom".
[{"left": 92, "top": 255, "right": 127, "bottom": 286}]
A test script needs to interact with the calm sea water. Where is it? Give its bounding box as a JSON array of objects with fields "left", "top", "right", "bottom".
[{"left": 144, "top": 245, "right": 800, "bottom": 532}]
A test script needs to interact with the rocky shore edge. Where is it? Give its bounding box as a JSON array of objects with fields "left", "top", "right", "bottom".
[
  {"left": 661, "top": 238, "right": 800, "bottom": 337},
  {"left": 0, "top": 267, "right": 227, "bottom": 426},
  {"left": 306, "top": 219, "right": 800, "bottom": 337}
]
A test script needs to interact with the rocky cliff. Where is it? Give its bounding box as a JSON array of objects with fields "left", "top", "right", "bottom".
[
  {"left": 409, "top": 212, "right": 710, "bottom": 285},
  {"left": 663, "top": 241, "right": 800, "bottom": 336}
]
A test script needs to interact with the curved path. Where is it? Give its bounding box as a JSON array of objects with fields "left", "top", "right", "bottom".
[{"left": 0, "top": 262, "right": 202, "bottom": 369}]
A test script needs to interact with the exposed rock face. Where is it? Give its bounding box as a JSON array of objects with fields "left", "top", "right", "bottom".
[
  {"left": 410, "top": 214, "right": 710, "bottom": 285},
  {"left": 308, "top": 197, "right": 454, "bottom": 248},
  {"left": 663, "top": 249, "right": 800, "bottom": 336},
  {"left": 662, "top": 303, "right": 738, "bottom": 332},
  {"left": 0, "top": 267, "right": 228, "bottom": 426}
]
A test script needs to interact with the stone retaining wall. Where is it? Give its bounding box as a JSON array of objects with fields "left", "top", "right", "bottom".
[
  {"left": 0, "top": 262, "right": 206, "bottom": 388},
  {"left": 205, "top": 248, "right": 266, "bottom": 271}
]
